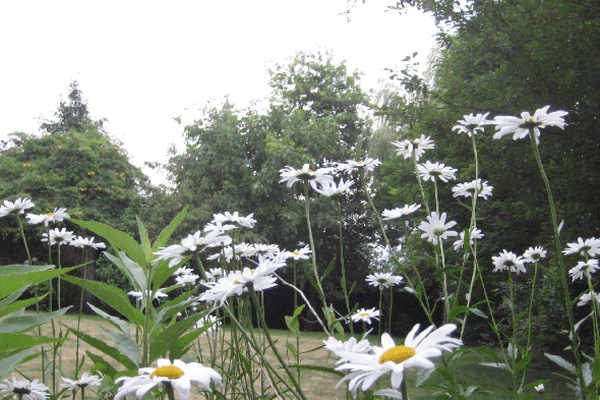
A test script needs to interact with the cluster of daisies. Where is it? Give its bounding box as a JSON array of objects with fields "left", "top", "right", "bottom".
[
  {"left": 0, "top": 198, "right": 106, "bottom": 251},
  {"left": 152, "top": 210, "right": 313, "bottom": 307},
  {"left": 323, "top": 323, "right": 462, "bottom": 394},
  {"left": 0, "top": 373, "right": 103, "bottom": 400}
]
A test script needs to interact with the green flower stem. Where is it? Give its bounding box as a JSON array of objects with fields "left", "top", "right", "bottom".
[
  {"left": 165, "top": 382, "right": 176, "bottom": 400},
  {"left": 400, "top": 378, "right": 408, "bottom": 400},
  {"left": 303, "top": 181, "right": 327, "bottom": 310},
  {"left": 378, "top": 288, "right": 384, "bottom": 335},
  {"left": 249, "top": 285, "right": 308, "bottom": 400},
  {"left": 528, "top": 133, "right": 584, "bottom": 395},
  {"left": 388, "top": 288, "right": 394, "bottom": 336},
  {"left": 16, "top": 215, "right": 32, "bottom": 265},
  {"left": 412, "top": 155, "right": 431, "bottom": 214},
  {"left": 586, "top": 272, "right": 600, "bottom": 359},
  {"left": 508, "top": 270, "right": 519, "bottom": 398},
  {"left": 337, "top": 200, "right": 353, "bottom": 335},
  {"left": 438, "top": 239, "right": 451, "bottom": 324},
  {"left": 362, "top": 173, "right": 434, "bottom": 324},
  {"left": 460, "top": 135, "right": 482, "bottom": 338},
  {"left": 223, "top": 298, "right": 306, "bottom": 400},
  {"left": 75, "top": 248, "right": 90, "bottom": 375}
]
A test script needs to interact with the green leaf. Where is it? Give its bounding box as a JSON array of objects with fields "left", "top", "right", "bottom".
[
  {"left": 286, "top": 343, "right": 298, "bottom": 356},
  {"left": 320, "top": 257, "right": 336, "bottom": 281},
  {"left": 70, "top": 219, "right": 146, "bottom": 268},
  {"left": 85, "top": 351, "right": 118, "bottom": 378},
  {"left": 448, "top": 305, "right": 469, "bottom": 321},
  {"left": 154, "top": 206, "right": 188, "bottom": 250},
  {"left": 480, "top": 362, "right": 511, "bottom": 371},
  {"left": 0, "top": 266, "right": 78, "bottom": 300},
  {"left": 285, "top": 305, "right": 305, "bottom": 335},
  {"left": 0, "top": 348, "right": 35, "bottom": 379},
  {"left": 87, "top": 303, "right": 132, "bottom": 338},
  {"left": 514, "top": 353, "right": 532, "bottom": 374},
  {"left": 416, "top": 367, "right": 436, "bottom": 387},
  {"left": 136, "top": 217, "right": 152, "bottom": 264},
  {"left": 70, "top": 328, "right": 137, "bottom": 370},
  {"left": 0, "top": 333, "right": 66, "bottom": 353},
  {"left": 63, "top": 276, "right": 144, "bottom": 327},
  {"left": 100, "top": 326, "right": 140, "bottom": 367},
  {"left": 168, "top": 319, "right": 215, "bottom": 360},
  {"left": 103, "top": 251, "right": 147, "bottom": 292},
  {"left": 0, "top": 306, "right": 71, "bottom": 334},
  {"left": 0, "top": 264, "right": 56, "bottom": 276},
  {"left": 545, "top": 353, "right": 577, "bottom": 374},
  {"left": 149, "top": 313, "right": 203, "bottom": 362},
  {"left": 373, "top": 389, "right": 403, "bottom": 398}
]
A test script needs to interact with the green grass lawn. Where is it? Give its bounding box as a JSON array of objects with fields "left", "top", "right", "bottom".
[{"left": 16, "top": 313, "right": 572, "bottom": 399}]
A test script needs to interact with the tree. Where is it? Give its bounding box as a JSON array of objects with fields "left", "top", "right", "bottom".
[
  {"left": 164, "top": 52, "right": 378, "bottom": 326},
  {"left": 41, "top": 80, "right": 106, "bottom": 135}
]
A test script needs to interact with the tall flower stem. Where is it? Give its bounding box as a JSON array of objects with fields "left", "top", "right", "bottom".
[
  {"left": 461, "top": 135, "right": 483, "bottom": 338},
  {"left": 413, "top": 156, "right": 431, "bottom": 214},
  {"left": 303, "top": 182, "right": 327, "bottom": 310},
  {"left": 250, "top": 286, "right": 307, "bottom": 400},
  {"left": 16, "top": 215, "right": 32, "bottom": 265},
  {"left": 336, "top": 200, "right": 353, "bottom": 335},
  {"left": 528, "top": 133, "right": 585, "bottom": 394},
  {"left": 75, "top": 248, "right": 90, "bottom": 375}
]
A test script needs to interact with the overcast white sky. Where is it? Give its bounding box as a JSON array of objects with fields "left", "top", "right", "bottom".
[{"left": 0, "top": 0, "right": 437, "bottom": 185}]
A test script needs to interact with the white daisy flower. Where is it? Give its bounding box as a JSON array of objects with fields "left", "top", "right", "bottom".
[
  {"left": 453, "top": 228, "right": 484, "bottom": 252},
  {"left": 337, "top": 158, "right": 382, "bottom": 173},
  {"left": 155, "top": 231, "right": 231, "bottom": 268},
  {"left": 69, "top": 236, "right": 106, "bottom": 250},
  {"left": 279, "top": 164, "right": 335, "bottom": 190},
  {"left": 212, "top": 211, "right": 256, "bottom": 229},
  {"left": 452, "top": 112, "right": 491, "bottom": 137},
  {"left": 492, "top": 250, "right": 526, "bottom": 274},
  {"left": 417, "top": 161, "right": 458, "bottom": 182},
  {"left": 205, "top": 268, "right": 224, "bottom": 281},
  {"left": 382, "top": 203, "right": 421, "bottom": 220},
  {"left": 577, "top": 291, "right": 600, "bottom": 307},
  {"left": 365, "top": 272, "right": 403, "bottom": 290},
  {"left": 391, "top": 135, "right": 434, "bottom": 161},
  {"left": 285, "top": 245, "right": 312, "bottom": 260},
  {"left": 522, "top": 246, "right": 547, "bottom": 263},
  {"left": 418, "top": 212, "right": 458, "bottom": 245},
  {"left": 323, "top": 336, "right": 372, "bottom": 357},
  {"left": 335, "top": 324, "right": 462, "bottom": 392},
  {"left": 0, "top": 375, "right": 49, "bottom": 400},
  {"left": 128, "top": 290, "right": 169, "bottom": 301},
  {"left": 41, "top": 227, "right": 75, "bottom": 246},
  {"left": 26, "top": 207, "right": 70, "bottom": 226},
  {"left": 563, "top": 237, "right": 600, "bottom": 258},
  {"left": 493, "top": 106, "right": 568, "bottom": 143},
  {"left": 313, "top": 179, "right": 354, "bottom": 199},
  {"left": 114, "top": 358, "right": 221, "bottom": 400},
  {"left": 0, "top": 197, "right": 35, "bottom": 217},
  {"left": 203, "top": 221, "right": 236, "bottom": 233},
  {"left": 452, "top": 179, "right": 493, "bottom": 200},
  {"left": 60, "top": 373, "right": 102, "bottom": 391},
  {"left": 193, "top": 315, "right": 221, "bottom": 333},
  {"left": 569, "top": 259, "right": 600, "bottom": 281},
  {"left": 175, "top": 273, "right": 199, "bottom": 286},
  {"left": 351, "top": 308, "right": 380, "bottom": 325}
]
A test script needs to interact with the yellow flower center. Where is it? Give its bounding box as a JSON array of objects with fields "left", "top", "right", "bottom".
[
  {"left": 46, "top": 212, "right": 54, "bottom": 216},
  {"left": 150, "top": 365, "right": 184, "bottom": 380},
  {"left": 379, "top": 345, "right": 416, "bottom": 364},
  {"left": 359, "top": 313, "right": 370, "bottom": 317}
]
